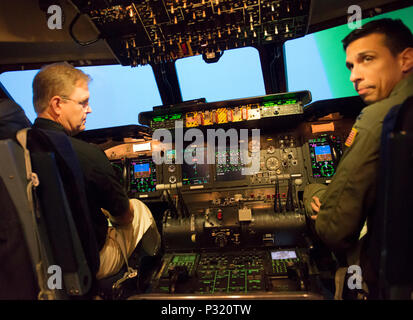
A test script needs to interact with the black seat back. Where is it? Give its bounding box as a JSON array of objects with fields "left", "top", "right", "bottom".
[
  {"left": 0, "top": 133, "right": 97, "bottom": 299},
  {"left": 0, "top": 100, "right": 99, "bottom": 299},
  {"left": 365, "top": 96, "right": 413, "bottom": 299},
  {"left": 27, "top": 128, "right": 100, "bottom": 294}
]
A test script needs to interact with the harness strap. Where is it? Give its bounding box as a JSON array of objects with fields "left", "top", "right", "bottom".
[{"left": 16, "top": 128, "right": 55, "bottom": 300}]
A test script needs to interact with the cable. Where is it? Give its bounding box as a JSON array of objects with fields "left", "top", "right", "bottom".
[
  {"left": 176, "top": 186, "right": 189, "bottom": 218},
  {"left": 274, "top": 176, "right": 282, "bottom": 213},
  {"left": 66, "top": 1, "right": 101, "bottom": 46},
  {"left": 286, "top": 178, "right": 294, "bottom": 212},
  {"left": 164, "top": 189, "right": 178, "bottom": 219},
  {"left": 286, "top": 178, "right": 291, "bottom": 211},
  {"left": 69, "top": 12, "right": 101, "bottom": 46}
]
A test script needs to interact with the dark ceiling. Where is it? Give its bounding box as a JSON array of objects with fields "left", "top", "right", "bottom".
[{"left": 0, "top": 0, "right": 409, "bottom": 70}]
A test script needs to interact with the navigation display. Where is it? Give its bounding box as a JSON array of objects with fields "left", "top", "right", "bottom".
[
  {"left": 309, "top": 135, "right": 342, "bottom": 178},
  {"left": 130, "top": 159, "right": 157, "bottom": 193},
  {"left": 182, "top": 146, "right": 210, "bottom": 185}
]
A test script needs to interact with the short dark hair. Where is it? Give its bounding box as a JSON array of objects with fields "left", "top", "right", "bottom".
[{"left": 342, "top": 18, "right": 413, "bottom": 55}]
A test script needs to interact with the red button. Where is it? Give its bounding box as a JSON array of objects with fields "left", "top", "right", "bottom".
[{"left": 217, "top": 210, "right": 223, "bottom": 220}]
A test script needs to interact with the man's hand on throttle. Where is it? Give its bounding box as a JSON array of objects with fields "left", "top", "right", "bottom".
[{"left": 310, "top": 196, "right": 321, "bottom": 220}]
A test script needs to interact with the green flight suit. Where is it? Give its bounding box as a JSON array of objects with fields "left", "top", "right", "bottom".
[{"left": 304, "top": 73, "right": 413, "bottom": 266}]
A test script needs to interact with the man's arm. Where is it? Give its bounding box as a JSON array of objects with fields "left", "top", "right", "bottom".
[
  {"left": 315, "top": 126, "right": 379, "bottom": 251},
  {"left": 83, "top": 143, "right": 133, "bottom": 223},
  {"left": 108, "top": 200, "right": 134, "bottom": 226}
]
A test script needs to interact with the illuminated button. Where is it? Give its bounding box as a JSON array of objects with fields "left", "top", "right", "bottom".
[{"left": 217, "top": 210, "right": 223, "bottom": 220}]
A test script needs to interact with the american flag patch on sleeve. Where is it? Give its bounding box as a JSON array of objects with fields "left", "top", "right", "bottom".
[{"left": 345, "top": 128, "right": 358, "bottom": 147}]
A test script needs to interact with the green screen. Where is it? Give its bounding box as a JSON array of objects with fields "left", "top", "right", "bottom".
[
  {"left": 315, "top": 6, "right": 413, "bottom": 98},
  {"left": 285, "top": 5, "right": 413, "bottom": 102}
]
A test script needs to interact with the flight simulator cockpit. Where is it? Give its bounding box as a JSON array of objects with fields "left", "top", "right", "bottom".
[{"left": 1, "top": 0, "right": 412, "bottom": 302}]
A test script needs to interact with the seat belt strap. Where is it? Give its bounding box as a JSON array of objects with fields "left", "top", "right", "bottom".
[
  {"left": 112, "top": 230, "right": 138, "bottom": 295},
  {"left": 16, "top": 128, "right": 55, "bottom": 300}
]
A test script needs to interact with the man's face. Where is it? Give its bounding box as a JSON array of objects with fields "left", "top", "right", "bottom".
[
  {"left": 59, "top": 80, "right": 91, "bottom": 135},
  {"left": 345, "top": 33, "right": 404, "bottom": 104}
]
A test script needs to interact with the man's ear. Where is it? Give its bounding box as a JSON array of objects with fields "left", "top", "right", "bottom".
[
  {"left": 49, "top": 96, "right": 63, "bottom": 116},
  {"left": 400, "top": 47, "right": 413, "bottom": 74}
]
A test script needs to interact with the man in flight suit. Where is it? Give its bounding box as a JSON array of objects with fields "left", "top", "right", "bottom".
[{"left": 303, "top": 18, "right": 413, "bottom": 298}]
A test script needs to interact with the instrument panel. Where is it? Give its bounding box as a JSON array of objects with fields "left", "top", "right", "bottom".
[
  {"left": 106, "top": 129, "right": 349, "bottom": 197},
  {"left": 71, "top": 0, "right": 311, "bottom": 67},
  {"left": 152, "top": 249, "right": 309, "bottom": 295},
  {"left": 140, "top": 91, "right": 309, "bottom": 129},
  {"left": 97, "top": 94, "right": 361, "bottom": 299}
]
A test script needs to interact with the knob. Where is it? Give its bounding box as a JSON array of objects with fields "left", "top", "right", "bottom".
[{"left": 214, "top": 233, "right": 228, "bottom": 248}]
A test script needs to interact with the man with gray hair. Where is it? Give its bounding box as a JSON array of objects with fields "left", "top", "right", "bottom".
[{"left": 31, "top": 62, "right": 160, "bottom": 282}]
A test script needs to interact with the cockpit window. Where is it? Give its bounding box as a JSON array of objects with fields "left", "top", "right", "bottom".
[
  {"left": 175, "top": 46, "right": 265, "bottom": 102},
  {"left": 0, "top": 64, "right": 162, "bottom": 130},
  {"left": 284, "top": 6, "right": 413, "bottom": 103}
]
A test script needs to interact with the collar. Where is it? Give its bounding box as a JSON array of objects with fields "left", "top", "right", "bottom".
[
  {"left": 33, "top": 118, "right": 67, "bottom": 135},
  {"left": 389, "top": 72, "right": 413, "bottom": 99}
]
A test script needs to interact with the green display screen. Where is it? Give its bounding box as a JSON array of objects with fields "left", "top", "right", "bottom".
[
  {"left": 262, "top": 99, "right": 298, "bottom": 107},
  {"left": 172, "top": 254, "right": 197, "bottom": 263},
  {"left": 152, "top": 113, "right": 183, "bottom": 122}
]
